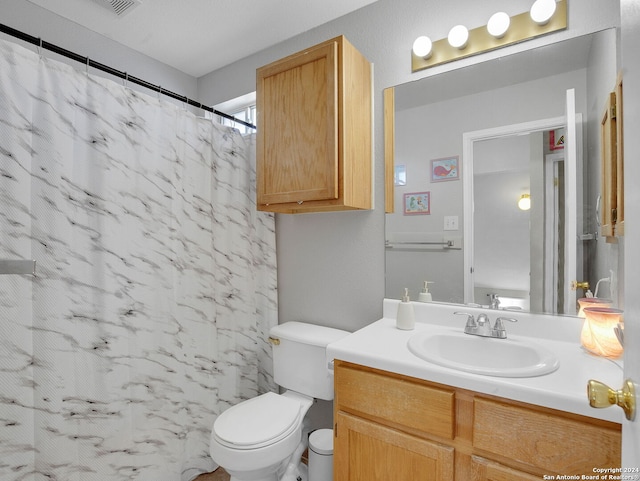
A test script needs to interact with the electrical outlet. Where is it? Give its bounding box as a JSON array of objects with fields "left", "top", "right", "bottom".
[{"left": 444, "top": 216, "right": 459, "bottom": 231}]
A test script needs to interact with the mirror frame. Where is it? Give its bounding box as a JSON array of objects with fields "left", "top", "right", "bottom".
[{"left": 384, "top": 87, "right": 395, "bottom": 214}]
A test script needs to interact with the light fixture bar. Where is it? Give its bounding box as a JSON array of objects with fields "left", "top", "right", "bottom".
[{"left": 412, "top": 0, "right": 567, "bottom": 73}]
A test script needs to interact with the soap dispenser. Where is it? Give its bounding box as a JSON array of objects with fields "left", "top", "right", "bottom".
[
  {"left": 418, "top": 281, "right": 434, "bottom": 302},
  {"left": 396, "top": 288, "right": 415, "bottom": 330}
]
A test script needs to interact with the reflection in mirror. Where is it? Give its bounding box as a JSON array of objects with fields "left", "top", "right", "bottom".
[
  {"left": 464, "top": 113, "right": 580, "bottom": 315},
  {"left": 385, "top": 29, "right": 621, "bottom": 315}
]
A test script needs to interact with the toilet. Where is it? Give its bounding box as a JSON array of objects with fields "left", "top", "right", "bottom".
[{"left": 209, "top": 321, "right": 350, "bottom": 481}]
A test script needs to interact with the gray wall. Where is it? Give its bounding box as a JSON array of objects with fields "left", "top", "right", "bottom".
[
  {"left": 198, "top": 0, "right": 620, "bottom": 333},
  {"left": 585, "top": 28, "right": 622, "bottom": 303}
]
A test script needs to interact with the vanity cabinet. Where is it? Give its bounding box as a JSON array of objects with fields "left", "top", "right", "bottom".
[
  {"left": 256, "top": 36, "right": 372, "bottom": 213},
  {"left": 333, "top": 361, "right": 621, "bottom": 481}
]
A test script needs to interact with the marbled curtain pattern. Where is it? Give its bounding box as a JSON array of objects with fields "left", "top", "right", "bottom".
[{"left": 0, "top": 38, "right": 277, "bottom": 481}]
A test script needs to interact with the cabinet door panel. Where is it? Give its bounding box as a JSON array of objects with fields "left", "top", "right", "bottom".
[
  {"left": 471, "top": 456, "right": 540, "bottom": 481},
  {"left": 335, "top": 411, "right": 454, "bottom": 481},
  {"left": 257, "top": 41, "right": 338, "bottom": 205}
]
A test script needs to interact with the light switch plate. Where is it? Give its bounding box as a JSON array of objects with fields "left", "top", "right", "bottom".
[{"left": 444, "top": 216, "right": 459, "bottom": 231}]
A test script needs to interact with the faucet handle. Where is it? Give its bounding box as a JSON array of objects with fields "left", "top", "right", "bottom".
[
  {"left": 454, "top": 311, "right": 476, "bottom": 328},
  {"left": 494, "top": 316, "right": 518, "bottom": 338}
]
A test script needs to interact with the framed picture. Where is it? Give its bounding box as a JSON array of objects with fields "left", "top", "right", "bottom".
[
  {"left": 431, "top": 156, "right": 459, "bottom": 182},
  {"left": 549, "top": 128, "right": 565, "bottom": 150},
  {"left": 403, "top": 192, "right": 430, "bottom": 215}
]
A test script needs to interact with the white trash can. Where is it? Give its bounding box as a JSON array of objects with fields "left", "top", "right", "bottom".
[{"left": 308, "top": 428, "right": 333, "bottom": 481}]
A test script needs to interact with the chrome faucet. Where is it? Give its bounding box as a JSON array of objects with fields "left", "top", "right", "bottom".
[
  {"left": 487, "top": 293, "right": 500, "bottom": 309},
  {"left": 454, "top": 312, "right": 518, "bottom": 339}
]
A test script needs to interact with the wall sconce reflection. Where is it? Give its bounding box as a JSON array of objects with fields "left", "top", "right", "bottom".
[
  {"left": 517, "top": 194, "right": 531, "bottom": 211},
  {"left": 411, "top": 0, "right": 567, "bottom": 72}
]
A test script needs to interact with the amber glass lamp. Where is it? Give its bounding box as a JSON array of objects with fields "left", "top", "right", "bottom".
[
  {"left": 577, "top": 297, "right": 613, "bottom": 317},
  {"left": 581, "top": 307, "right": 624, "bottom": 358}
]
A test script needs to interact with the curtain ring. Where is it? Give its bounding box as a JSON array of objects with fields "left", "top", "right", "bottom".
[
  {"left": 37, "top": 38, "right": 42, "bottom": 57},
  {"left": 158, "top": 85, "right": 162, "bottom": 100},
  {"left": 124, "top": 72, "right": 128, "bottom": 88},
  {"left": 86, "top": 56, "right": 90, "bottom": 75}
]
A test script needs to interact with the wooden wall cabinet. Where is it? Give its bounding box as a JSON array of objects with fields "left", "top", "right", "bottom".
[
  {"left": 256, "top": 36, "right": 372, "bottom": 214},
  {"left": 334, "top": 361, "right": 621, "bottom": 481},
  {"left": 600, "top": 72, "right": 624, "bottom": 239}
]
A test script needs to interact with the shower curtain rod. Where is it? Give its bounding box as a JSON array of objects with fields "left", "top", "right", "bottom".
[{"left": 0, "top": 23, "right": 257, "bottom": 130}]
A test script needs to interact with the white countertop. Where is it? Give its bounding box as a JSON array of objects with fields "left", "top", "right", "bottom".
[{"left": 327, "top": 299, "right": 624, "bottom": 424}]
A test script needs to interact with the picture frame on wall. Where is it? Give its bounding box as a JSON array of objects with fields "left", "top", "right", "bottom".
[
  {"left": 403, "top": 192, "right": 430, "bottom": 215},
  {"left": 431, "top": 156, "right": 459, "bottom": 182},
  {"left": 549, "top": 128, "right": 565, "bottom": 150}
]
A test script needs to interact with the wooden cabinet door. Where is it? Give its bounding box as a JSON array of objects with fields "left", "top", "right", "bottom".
[
  {"left": 471, "top": 456, "right": 540, "bottom": 481},
  {"left": 334, "top": 411, "right": 454, "bottom": 481},
  {"left": 257, "top": 40, "right": 338, "bottom": 206}
]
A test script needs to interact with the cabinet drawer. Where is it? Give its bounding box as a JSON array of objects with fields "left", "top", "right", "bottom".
[
  {"left": 473, "top": 397, "right": 621, "bottom": 473},
  {"left": 335, "top": 361, "right": 455, "bottom": 439}
]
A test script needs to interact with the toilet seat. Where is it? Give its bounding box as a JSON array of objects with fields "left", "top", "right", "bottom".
[{"left": 213, "top": 392, "right": 303, "bottom": 450}]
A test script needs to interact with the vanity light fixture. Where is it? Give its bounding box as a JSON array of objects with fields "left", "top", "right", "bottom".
[
  {"left": 530, "top": 0, "right": 557, "bottom": 25},
  {"left": 518, "top": 194, "right": 531, "bottom": 211},
  {"left": 487, "top": 11, "right": 511, "bottom": 38},
  {"left": 412, "top": 36, "right": 433, "bottom": 58},
  {"left": 411, "top": 0, "right": 567, "bottom": 73},
  {"left": 448, "top": 25, "right": 469, "bottom": 49}
]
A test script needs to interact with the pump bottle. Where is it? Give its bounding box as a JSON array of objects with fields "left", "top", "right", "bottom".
[
  {"left": 396, "top": 288, "right": 415, "bottom": 330},
  {"left": 418, "top": 281, "right": 434, "bottom": 302}
]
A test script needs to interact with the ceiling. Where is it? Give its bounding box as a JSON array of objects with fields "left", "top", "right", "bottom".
[{"left": 25, "top": 0, "right": 379, "bottom": 78}]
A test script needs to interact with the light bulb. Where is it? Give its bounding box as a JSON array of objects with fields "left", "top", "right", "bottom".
[
  {"left": 487, "top": 12, "right": 510, "bottom": 38},
  {"left": 447, "top": 25, "right": 469, "bottom": 49},
  {"left": 412, "top": 36, "right": 433, "bottom": 58},
  {"left": 530, "top": 0, "right": 557, "bottom": 25},
  {"left": 518, "top": 194, "right": 531, "bottom": 211}
]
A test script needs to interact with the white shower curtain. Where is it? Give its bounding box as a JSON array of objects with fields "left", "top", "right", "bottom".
[{"left": 0, "top": 38, "right": 277, "bottom": 481}]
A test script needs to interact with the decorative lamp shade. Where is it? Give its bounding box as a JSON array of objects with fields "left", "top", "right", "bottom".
[
  {"left": 577, "top": 297, "right": 613, "bottom": 318},
  {"left": 581, "top": 307, "right": 624, "bottom": 358}
]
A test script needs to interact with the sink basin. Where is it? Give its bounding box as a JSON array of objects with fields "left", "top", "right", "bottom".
[{"left": 407, "top": 329, "right": 560, "bottom": 378}]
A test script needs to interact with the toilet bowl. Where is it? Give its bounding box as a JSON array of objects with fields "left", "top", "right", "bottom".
[
  {"left": 209, "top": 322, "right": 350, "bottom": 481},
  {"left": 210, "top": 391, "right": 313, "bottom": 480}
]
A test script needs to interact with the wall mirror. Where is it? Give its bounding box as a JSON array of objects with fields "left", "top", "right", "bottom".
[{"left": 385, "top": 29, "right": 621, "bottom": 315}]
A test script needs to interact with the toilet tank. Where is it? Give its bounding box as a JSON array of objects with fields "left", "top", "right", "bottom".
[{"left": 269, "top": 321, "right": 350, "bottom": 401}]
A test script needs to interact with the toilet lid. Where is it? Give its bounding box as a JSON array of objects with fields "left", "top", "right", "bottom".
[{"left": 213, "top": 392, "right": 302, "bottom": 449}]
